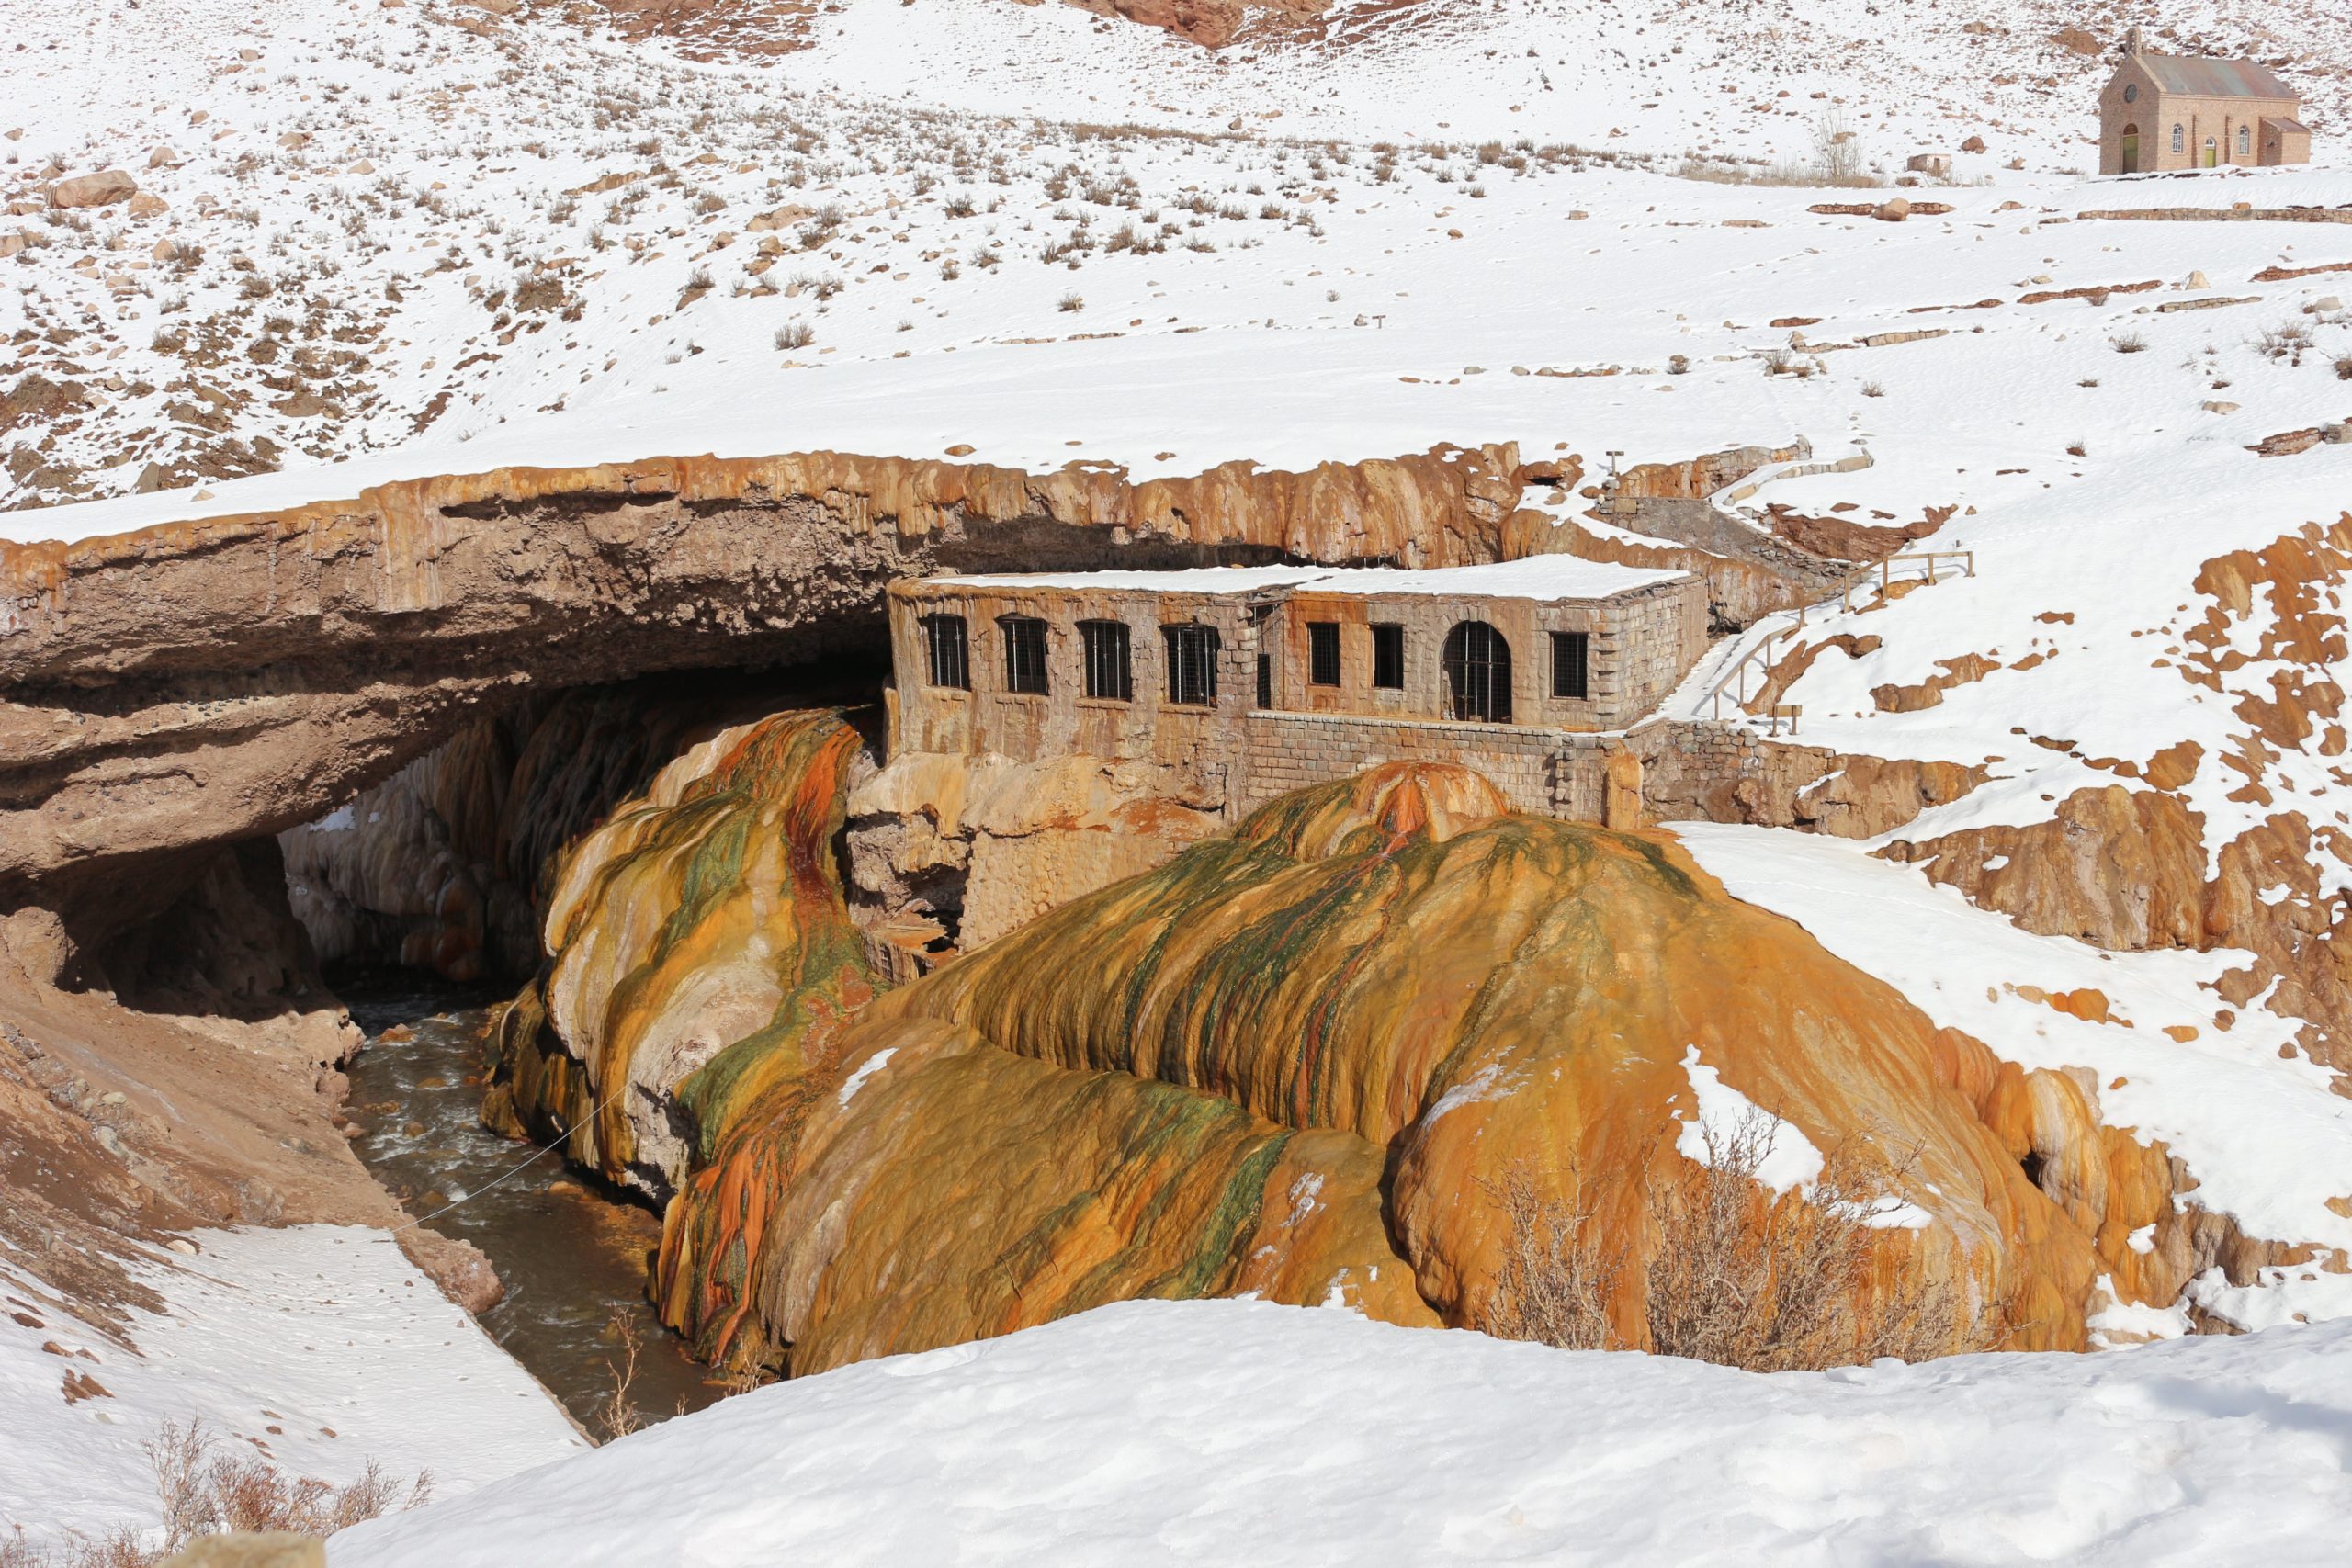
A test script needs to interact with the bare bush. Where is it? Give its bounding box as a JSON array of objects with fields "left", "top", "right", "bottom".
[
  {"left": 774, "top": 319, "right": 814, "bottom": 351},
  {"left": 1480, "top": 1167, "right": 1620, "bottom": 1349},
  {"left": 599, "top": 1306, "right": 645, "bottom": 1441},
  {"left": 7, "top": 1421, "right": 429, "bottom": 1565},
  {"left": 2255, "top": 321, "right": 2315, "bottom": 365},
  {"left": 1485, "top": 1112, "right": 1993, "bottom": 1372},
  {"left": 1813, "top": 108, "right": 1870, "bottom": 186},
  {"left": 2334, "top": 354, "right": 2352, "bottom": 382},
  {"left": 2110, "top": 332, "right": 2147, "bottom": 354}
]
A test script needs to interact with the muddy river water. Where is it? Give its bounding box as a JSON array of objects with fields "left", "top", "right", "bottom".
[{"left": 339, "top": 977, "right": 725, "bottom": 1432}]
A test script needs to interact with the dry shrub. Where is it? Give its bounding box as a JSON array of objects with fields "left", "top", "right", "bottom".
[
  {"left": 1486, "top": 1111, "right": 1995, "bottom": 1371},
  {"left": 598, "top": 1306, "right": 645, "bottom": 1442},
  {"left": 1482, "top": 1167, "right": 1619, "bottom": 1350},
  {"left": 2254, "top": 321, "right": 2315, "bottom": 365},
  {"left": 8, "top": 1422, "right": 428, "bottom": 1566}
]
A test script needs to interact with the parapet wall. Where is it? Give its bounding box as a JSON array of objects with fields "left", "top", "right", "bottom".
[{"left": 1241, "top": 711, "right": 1606, "bottom": 819}]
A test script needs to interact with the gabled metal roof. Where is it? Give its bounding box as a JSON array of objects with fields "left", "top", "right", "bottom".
[
  {"left": 2262, "top": 116, "right": 2312, "bottom": 135},
  {"left": 2140, "top": 54, "right": 2296, "bottom": 100}
]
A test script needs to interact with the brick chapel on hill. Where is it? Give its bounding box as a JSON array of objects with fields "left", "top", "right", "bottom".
[{"left": 2098, "top": 28, "right": 2312, "bottom": 175}]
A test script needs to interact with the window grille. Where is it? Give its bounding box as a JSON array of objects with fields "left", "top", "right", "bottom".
[
  {"left": 1257, "top": 653, "right": 1272, "bottom": 710},
  {"left": 1078, "top": 619, "right": 1133, "bottom": 701},
  {"left": 921, "top": 615, "right": 969, "bottom": 690},
  {"left": 1307, "top": 622, "right": 1342, "bottom": 687},
  {"left": 1442, "top": 621, "right": 1512, "bottom": 724},
  {"left": 1371, "top": 625, "right": 1405, "bottom": 690},
  {"left": 2172, "top": 124, "right": 2185, "bottom": 152},
  {"left": 1163, "top": 624, "right": 1220, "bottom": 706},
  {"left": 999, "top": 615, "right": 1050, "bottom": 695},
  {"left": 1551, "top": 631, "right": 1590, "bottom": 701},
  {"left": 2238, "top": 126, "right": 2250, "bottom": 155}
]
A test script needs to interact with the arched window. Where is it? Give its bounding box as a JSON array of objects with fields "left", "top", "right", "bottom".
[
  {"left": 2171, "top": 124, "right": 2185, "bottom": 153},
  {"left": 1442, "top": 622, "right": 1512, "bottom": 724},
  {"left": 2237, "top": 126, "right": 2251, "bottom": 156}
]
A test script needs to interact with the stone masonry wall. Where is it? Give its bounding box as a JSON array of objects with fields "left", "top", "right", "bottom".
[{"left": 1240, "top": 712, "right": 1604, "bottom": 819}]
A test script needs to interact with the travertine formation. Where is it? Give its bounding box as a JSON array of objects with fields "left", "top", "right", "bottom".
[
  {"left": 504, "top": 722, "right": 2197, "bottom": 1377},
  {"left": 484, "top": 709, "right": 876, "bottom": 1200}
]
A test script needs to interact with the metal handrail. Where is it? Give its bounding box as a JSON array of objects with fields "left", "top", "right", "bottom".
[
  {"left": 1699, "top": 549, "right": 1975, "bottom": 722},
  {"left": 1880, "top": 549, "right": 1976, "bottom": 590}
]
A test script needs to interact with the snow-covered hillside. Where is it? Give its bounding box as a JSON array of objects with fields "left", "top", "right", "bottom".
[
  {"left": 0, "top": 1226, "right": 582, "bottom": 1552},
  {"left": 334, "top": 1294, "right": 2352, "bottom": 1565},
  {"left": 5, "top": 0, "right": 2348, "bottom": 516}
]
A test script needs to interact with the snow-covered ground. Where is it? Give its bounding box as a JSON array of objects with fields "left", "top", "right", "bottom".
[
  {"left": 334, "top": 1294, "right": 2352, "bottom": 1566},
  {"left": 0, "top": 1226, "right": 584, "bottom": 1551},
  {"left": 5, "top": 0, "right": 2348, "bottom": 523}
]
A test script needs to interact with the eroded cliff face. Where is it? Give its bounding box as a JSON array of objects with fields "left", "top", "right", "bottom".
[
  {"left": 282, "top": 673, "right": 860, "bottom": 983},
  {"left": 0, "top": 443, "right": 1522, "bottom": 944}
]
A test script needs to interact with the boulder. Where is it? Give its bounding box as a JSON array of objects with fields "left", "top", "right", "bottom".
[
  {"left": 127, "top": 192, "right": 168, "bottom": 219},
  {"left": 1872, "top": 197, "right": 1911, "bottom": 223},
  {"left": 158, "top": 1535, "right": 323, "bottom": 1568},
  {"left": 1960, "top": 134, "right": 1987, "bottom": 154},
  {"left": 147, "top": 144, "right": 180, "bottom": 167},
  {"left": 47, "top": 169, "right": 137, "bottom": 209}
]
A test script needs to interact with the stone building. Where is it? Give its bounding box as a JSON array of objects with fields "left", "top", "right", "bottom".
[
  {"left": 2098, "top": 28, "right": 2310, "bottom": 175},
  {"left": 883, "top": 557, "right": 1707, "bottom": 824}
]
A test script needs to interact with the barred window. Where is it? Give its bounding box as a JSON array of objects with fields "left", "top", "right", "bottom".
[
  {"left": 1079, "top": 619, "right": 1132, "bottom": 701},
  {"left": 1307, "top": 622, "right": 1341, "bottom": 687},
  {"left": 2172, "top": 123, "right": 2185, "bottom": 152},
  {"left": 1551, "top": 630, "right": 1590, "bottom": 701},
  {"left": 1256, "top": 653, "right": 1272, "bottom": 710},
  {"left": 921, "top": 615, "right": 969, "bottom": 690},
  {"left": 1371, "top": 625, "right": 1405, "bottom": 690},
  {"left": 2238, "top": 126, "right": 2250, "bottom": 155},
  {"left": 1442, "top": 621, "right": 1512, "bottom": 724},
  {"left": 1163, "top": 624, "right": 1220, "bottom": 706},
  {"left": 999, "top": 615, "right": 1049, "bottom": 695}
]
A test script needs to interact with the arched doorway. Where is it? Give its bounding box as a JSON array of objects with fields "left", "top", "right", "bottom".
[
  {"left": 1442, "top": 621, "right": 1512, "bottom": 723},
  {"left": 2202, "top": 136, "right": 2219, "bottom": 168},
  {"left": 2120, "top": 123, "right": 2140, "bottom": 174}
]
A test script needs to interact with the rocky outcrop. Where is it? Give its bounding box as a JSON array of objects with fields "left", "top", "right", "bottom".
[
  {"left": 46, "top": 169, "right": 137, "bottom": 209},
  {"left": 1875, "top": 516, "right": 2352, "bottom": 1072},
  {"left": 844, "top": 750, "right": 1227, "bottom": 958},
  {"left": 0, "top": 444, "right": 1522, "bottom": 946}
]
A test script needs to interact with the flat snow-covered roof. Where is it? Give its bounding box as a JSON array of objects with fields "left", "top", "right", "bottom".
[{"left": 921, "top": 558, "right": 1690, "bottom": 602}]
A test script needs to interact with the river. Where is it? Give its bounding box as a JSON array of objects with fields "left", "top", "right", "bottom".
[{"left": 338, "top": 976, "right": 726, "bottom": 1434}]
